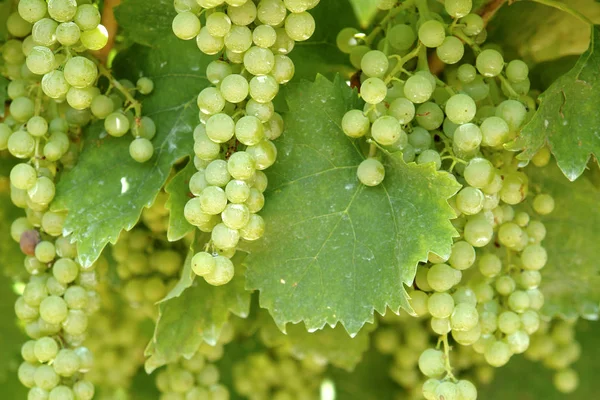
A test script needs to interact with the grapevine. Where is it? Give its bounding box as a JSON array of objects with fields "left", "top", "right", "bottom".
[{"left": 0, "top": 0, "right": 599, "bottom": 399}]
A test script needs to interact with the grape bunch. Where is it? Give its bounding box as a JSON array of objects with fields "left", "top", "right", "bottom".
[
  {"left": 3, "top": 0, "right": 157, "bottom": 163},
  {"left": 111, "top": 227, "right": 184, "bottom": 320},
  {"left": 170, "top": 0, "right": 320, "bottom": 286},
  {"left": 334, "top": 0, "right": 565, "bottom": 398},
  {"left": 154, "top": 324, "right": 235, "bottom": 400}
]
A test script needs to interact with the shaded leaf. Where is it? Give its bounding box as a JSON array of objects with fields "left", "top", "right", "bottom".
[
  {"left": 53, "top": 36, "right": 212, "bottom": 267},
  {"left": 244, "top": 75, "right": 460, "bottom": 335},
  {"left": 509, "top": 26, "right": 600, "bottom": 181},
  {"left": 147, "top": 251, "right": 252, "bottom": 371},
  {"left": 526, "top": 162, "right": 600, "bottom": 319},
  {"left": 165, "top": 159, "right": 196, "bottom": 242},
  {"left": 114, "top": 0, "right": 175, "bottom": 47}
]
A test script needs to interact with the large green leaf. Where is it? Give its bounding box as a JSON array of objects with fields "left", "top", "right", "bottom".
[
  {"left": 348, "top": 0, "right": 380, "bottom": 28},
  {"left": 487, "top": 0, "right": 600, "bottom": 63},
  {"left": 479, "top": 320, "right": 600, "bottom": 399},
  {"left": 289, "top": 1, "right": 356, "bottom": 81},
  {"left": 261, "top": 318, "right": 375, "bottom": 371},
  {"left": 114, "top": 0, "right": 175, "bottom": 47},
  {"left": 508, "top": 26, "right": 600, "bottom": 181},
  {"left": 165, "top": 159, "right": 195, "bottom": 242},
  {"left": 244, "top": 75, "right": 460, "bottom": 335},
  {"left": 53, "top": 37, "right": 211, "bottom": 267},
  {"left": 526, "top": 162, "right": 600, "bottom": 319},
  {"left": 146, "top": 250, "right": 252, "bottom": 371}
]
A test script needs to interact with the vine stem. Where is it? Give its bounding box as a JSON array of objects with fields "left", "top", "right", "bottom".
[
  {"left": 364, "top": 0, "right": 416, "bottom": 44},
  {"left": 441, "top": 334, "right": 457, "bottom": 381},
  {"left": 97, "top": 63, "right": 142, "bottom": 117},
  {"left": 527, "top": 0, "right": 593, "bottom": 25}
]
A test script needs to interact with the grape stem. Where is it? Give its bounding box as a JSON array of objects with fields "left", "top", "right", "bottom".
[
  {"left": 439, "top": 334, "right": 457, "bottom": 381},
  {"left": 527, "top": 0, "right": 593, "bottom": 25},
  {"left": 364, "top": 0, "right": 415, "bottom": 44},
  {"left": 384, "top": 44, "right": 423, "bottom": 84},
  {"left": 97, "top": 63, "right": 142, "bottom": 118}
]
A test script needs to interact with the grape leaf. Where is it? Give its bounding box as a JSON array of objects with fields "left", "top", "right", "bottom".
[
  {"left": 146, "top": 250, "right": 252, "bottom": 371},
  {"left": 165, "top": 159, "right": 195, "bottom": 242},
  {"left": 114, "top": 0, "right": 175, "bottom": 47},
  {"left": 348, "top": 0, "right": 380, "bottom": 28},
  {"left": 508, "top": 26, "right": 600, "bottom": 181},
  {"left": 53, "top": 37, "right": 211, "bottom": 267},
  {"left": 487, "top": 0, "right": 600, "bottom": 64},
  {"left": 289, "top": 1, "right": 356, "bottom": 81},
  {"left": 0, "top": 0, "right": 10, "bottom": 43},
  {"left": 244, "top": 75, "right": 460, "bottom": 335},
  {"left": 261, "top": 319, "right": 375, "bottom": 371},
  {"left": 479, "top": 320, "right": 600, "bottom": 399},
  {"left": 525, "top": 162, "right": 600, "bottom": 319}
]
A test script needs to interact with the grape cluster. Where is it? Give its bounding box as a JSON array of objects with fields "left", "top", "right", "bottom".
[
  {"left": 111, "top": 227, "right": 183, "bottom": 320},
  {"left": 233, "top": 350, "right": 325, "bottom": 400},
  {"left": 334, "top": 0, "right": 563, "bottom": 398},
  {"left": 525, "top": 319, "right": 582, "bottom": 394},
  {"left": 154, "top": 324, "right": 234, "bottom": 400},
  {"left": 170, "top": 0, "right": 320, "bottom": 286},
  {"left": 141, "top": 190, "right": 171, "bottom": 234},
  {"left": 3, "top": 0, "right": 157, "bottom": 164}
]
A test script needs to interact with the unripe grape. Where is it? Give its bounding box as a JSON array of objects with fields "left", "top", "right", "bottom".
[
  {"left": 418, "top": 20, "right": 446, "bottom": 48},
  {"left": 357, "top": 158, "right": 385, "bottom": 187}
]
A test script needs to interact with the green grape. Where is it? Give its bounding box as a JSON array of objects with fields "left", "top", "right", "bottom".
[
  {"left": 371, "top": 116, "right": 401, "bottom": 145},
  {"left": 463, "top": 158, "right": 494, "bottom": 188},
  {"left": 196, "top": 27, "right": 225, "bottom": 55},
  {"left": 228, "top": 151, "right": 256, "bottom": 180},
  {"left": 388, "top": 98, "right": 415, "bottom": 124},
  {"left": 104, "top": 112, "right": 130, "bottom": 137},
  {"left": 10, "top": 97, "right": 36, "bottom": 123},
  {"left": 53, "top": 349, "right": 81, "bottom": 377},
  {"left": 415, "top": 102, "right": 444, "bottom": 130},
  {"left": 271, "top": 27, "right": 296, "bottom": 54},
  {"left": 417, "top": 349, "right": 445, "bottom": 378},
  {"left": 80, "top": 24, "right": 108, "bottom": 50},
  {"left": 135, "top": 77, "right": 154, "bottom": 96},
  {"left": 349, "top": 45, "right": 370, "bottom": 69},
  {"left": 455, "top": 187, "right": 484, "bottom": 215},
  {"left": 240, "top": 214, "right": 264, "bottom": 241},
  {"left": 416, "top": 149, "right": 441, "bottom": 170},
  {"left": 204, "top": 255, "right": 235, "bottom": 286},
  {"left": 357, "top": 158, "right": 385, "bottom": 187},
  {"left": 198, "top": 186, "right": 228, "bottom": 215},
  {"left": 47, "top": 0, "right": 77, "bottom": 23},
  {"left": 436, "top": 36, "right": 464, "bottom": 64},
  {"left": 462, "top": 75, "right": 489, "bottom": 101},
  {"left": 450, "top": 303, "right": 478, "bottom": 331},
  {"left": 553, "top": 368, "right": 578, "bottom": 393},
  {"left": 32, "top": 18, "right": 59, "bottom": 46},
  {"left": 430, "top": 317, "right": 451, "bottom": 335},
  {"left": 246, "top": 140, "right": 277, "bottom": 170},
  {"left": 445, "top": 0, "right": 472, "bottom": 18},
  {"left": 26, "top": 46, "right": 55, "bottom": 75},
  {"left": 235, "top": 116, "right": 265, "bottom": 145},
  {"left": 506, "top": 59, "right": 529, "bottom": 83},
  {"left": 508, "top": 290, "right": 531, "bottom": 313},
  {"left": 194, "top": 131, "right": 221, "bottom": 162},
  {"left": 285, "top": 11, "right": 315, "bottom": 41},
  {"left": 244, "top": 46, "right": 276, "bottom": 76},
  {"left": 172, "top": 11, "right": 201, "bottom": 40},
  {"left": 258, "top": 0, "right": 287, "bottom": 26},
  {"left": 206, "top": 113, "right": 235, "bottom": 143},
  {"left": 53, "top": 258, "right": 79, "bottom": 284},
  {"left": 495, "top": 275, "right": 516, "bottom": 297},
  {"left": 484, "top": 340, "right": 512, "bottom": 367},
  {"left": 455, "top": 380, "right": 477, "bottom": 400},
  {"left": 270, "top": 54, "right": 295, "bottom": 84},
  {"left": 527, "top": 220, "right": 546, "bottom": 243},
  {"left": 206, "top": 12, "right": 232, "bottom": 38},
  {"left": 495, "top": 99, "right": 527, "bottom": 132},
  {"left": 27, "top": 175, "right": 55, "bottom": 205},
  {"left": 521, "top": 310, "right": 540, "bottom": 334},
  {"left": 224, "top": 25, "right": 253, "bottom": 53},
  {"left": 388, "top": 24, "right": 415, "bottom": 50},
  {"left": 25, "top": 116, "right": 48, "bottom": 138},
  {"left": 445, "top": 94, "right": 476, "bottom": 124},
  {"left": 192, "top": 252, "right": 216, "bottom": 276},
  {"left": 34, "top": 336, "right": 59, "bottom": 362},
  {"left": 129, "top": 138, "right": 154, "bottom": 163},
  {"left": 476, "top": 49, "right": 504, "bottom": 77},
  {"left": 15, "top": 296, "right": 39, "bottom": 321},
  {"left": 434, "top": 382, "right": 458, "bottom": 400},
  {"left": 342, "top": 110, "right": 370, "bottom": 138},
  {"left": 34, "top": 364, "right": 60, "bottom": 390},
  {"left": 521, "top": 244, "right": 547, "bottom": 271},
  {"left": 461, "top": 13, "right": 484, "bottom": 36},
  {"left": 361, "top": 50, "right": 389, "bottom": 79},
  {"left": 64, "top": 286, "right": 87, "bottom": 310},
  {"left": 427, "top": 263, "right": 461, "bottom": 292},
  {"left": 478, "top": 253, "right": 501, "bottom": 277},
  {"left": 463, "top": 214, "right": 493, "bottom": 247},
  {"left": 453, "top": 123, "right": 481, "bottom": 152},
  {"left": 39, "top": 295, "right": 68, "bottom": 325},
  {"left": 225, "top": 180, "right": 251, "bottom": 203},
  {"left": 480, "top": 116, "right": 509, "bottom": 147},
  {"left": 35, "top": 241, "right": 56, "bottom": 263},
  {"left": 533, "top": 193, "right": 554, "bottom": 215},
  {"left": 227, "top": 0, "right": 257, "bottom": 25},
  {"left": 66, "top": 86, "right": 96, "bottom": 110},
  {"left": 408, "top": 127, "right": 432, "bottom": 153},
  {"left": 89, "top": 94, "right": 113, "bottom": 119},
  {"left": 221, "top": 74, "right": 250, "bottom": 104},
  {"left": 189, "top": 171, "right": 208, "bottom": 196},
  {"left": 73, "top": 381, "right": 94, "bottom": 400},
  {"left": 457, "top": 64, "right": 477, "bottom": 83},
  {"left": 222, "top": 203, "right": 251, "bottom": 230},
  {"left": 447, "top": 240, "right": 475, "bottom": 271},
  {"left": 205, "top": 159, "right": 232, "bottom": 187},
  {"left": 418, "top": 20, "right": 446, "bottom": 48},
  {"left": 63, "top": 57, "right": 97, "bottom": 89},
  {"left": 498, "top": 311, "right": 521, "bottom": 335},
  {"left": 361, "top": 77, "right": 387, "bottom": 104},
  {"left": 249, "top": 75, "right": 279, "bottom": 103},
  {"left": 19, "top": 0, "right": 48, "bottom": 24},
  {"left": 499, "top": 172, "right": 528, "bottom": 205},
  {"left": 253, "top": 24, "right": 277, "bottom": 48},
  {"left": 336, "top": 27, "right": 359, "bottom": 54},
  {"left": 428, "top": 292, "right": 455, "bottom": 319},
  {"left": 62, "top": 309, "right": 88, "bottom": 335},
  {"left": 11, "top": 163, "right": 37, "bottom": 190},
  {"left": 42, "top": 70, "right": 70, "bottom": 99},
  {"left": 403, "top": 75, "right": 433, "bottom": 104}
]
